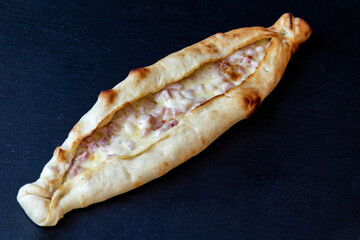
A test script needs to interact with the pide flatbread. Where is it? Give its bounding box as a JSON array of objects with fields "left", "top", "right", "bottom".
[{"left": 17, "top": 13, "right": 311, "bottom": 226}]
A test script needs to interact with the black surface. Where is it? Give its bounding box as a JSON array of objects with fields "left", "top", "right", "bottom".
[{"left": 1, "top": 0, "right": 359, "bottom": 239}]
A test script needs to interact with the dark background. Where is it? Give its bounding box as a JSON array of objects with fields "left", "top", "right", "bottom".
[{"left": 1, "top": 0, "right": 359, "bottom": 239}]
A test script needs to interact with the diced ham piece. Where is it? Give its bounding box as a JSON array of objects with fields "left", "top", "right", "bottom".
[
  {"left": 84, "top": 136, "right": 95, "bottom": 143},
  {"left": 167, "top": 119, "right": 178, "bottom": 128},
  {"left": 141, "top": 128, "right": 151, "bottom": 138},
  {"left": 153, "top": 106, "right": 165, "bottom": 115},
  {"left": 162, "top": 90, "right": 171, "bottom": 100},
  {"left": 108, "top": 123, "right": 120, "bottom": 132},
  {"left": 98, "top": 137, "right": 109, "bottom": 147},
  {"left": 113, "top": 110, "right": 124, "bottom": 119},
  {"left": 153, "top": 118, "right": 164, "bottom": 129},
  {"left": 163, "top": 108, "right": 173, "bottom": 120},
  {"left": 138, "top": 106, "right": 145, "bottom": 114},
  {"left": 98, "top": 127, "right": 110, "bottom": 137},
  {"left": 165, "top": 83, "right": 183, "bottom": 91},
  {"left": 144, "top": 114, "right": 155, "bottom": 124},
  {"left": 154, "top": 93, "right": 161, "bottom": 103},
  {"left": 75, "top": 151, "right": 89, "bottom": 164},
  {"left": 144, "top": 99, "right": 155, "bottom": 109},
  {"left": 113, "top": 115, "right": 127, "bottom": 125},
  {"left": 157, "top": 119, "right": 178, "bottom": 133},
  {"left": 154, "top": 129, "right": 164, "bottom": 136},
  {"left": 87, "top": 142, "right": 98, "bottom": 152},
  {"left": 139, "top": 114, "right": 155, "bottom": 130},
  {"left": 155, "top": 90, "right": 172, "bottom": 103},
  {"left": 79, "top": 141, "right": 87, "bottom": 148},
  {"left": 124, "top": 106, "right": 135, "bottom": 116},
  {"left": 69, "top": 165, "right": 82, "bottom": 177},
  {"left": 171, "top": 108, "right": 185, "bottom": 116}
]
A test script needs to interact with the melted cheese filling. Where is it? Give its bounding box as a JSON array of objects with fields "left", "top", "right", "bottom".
[{"left": 66, "top": 39, "right": 269, "bottom": 180}]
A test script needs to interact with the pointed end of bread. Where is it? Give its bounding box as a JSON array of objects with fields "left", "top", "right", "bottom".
[
  {"left": 269, "top": 13, "right": 312, "bottom": 52},
  {"left": 17, "top": 183, "right": 52, "bottom": 226}
]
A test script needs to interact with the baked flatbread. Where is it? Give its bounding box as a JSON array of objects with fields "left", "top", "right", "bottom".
[{"left": 17, "top": 13, "right": 311, "bottom": 226}]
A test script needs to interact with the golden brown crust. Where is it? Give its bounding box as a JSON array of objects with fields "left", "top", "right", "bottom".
[
  {"left": 99, "top": 89, "right": 118, "bottom": 106},
  {"left": 17, "top": 13, "right": 311, "bottom": 226},
  {"left": 242, "top": 90, "right": 262, "bottom": 114},
  {"left": 129, "top": 67, "right": 150, "bottom": 79},
  {"left": 53, "top": 147, "right": 67, "bottom": 163}
]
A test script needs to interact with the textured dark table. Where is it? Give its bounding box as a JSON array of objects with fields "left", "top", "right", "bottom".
[{"left": 1, "top": 1, "right": 359, "bottom": 239}]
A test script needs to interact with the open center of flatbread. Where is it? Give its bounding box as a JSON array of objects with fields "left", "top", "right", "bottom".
[{"left": 65, "top": 38, "right": 270, "bottom": 181}]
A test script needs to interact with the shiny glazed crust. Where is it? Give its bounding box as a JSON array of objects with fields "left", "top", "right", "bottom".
[{"left": 17, "top": 13, "right": 311, "bottom": 226}]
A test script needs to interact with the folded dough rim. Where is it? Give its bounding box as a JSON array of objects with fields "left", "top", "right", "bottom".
[{"left": 17, "top": 13, "right": 311, "bottom": 226}]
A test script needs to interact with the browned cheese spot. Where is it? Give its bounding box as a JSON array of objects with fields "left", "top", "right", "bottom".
[
  {"left": 129, "top": 67, "right": 150, "bottom": 79},
  {"left": 228, "top": 70, "right": 241, "bottom": 80},
  {"left": 99, "top": 89, "right": 117, "bottom": 106},
  {"left": 221, "top": 61, "right": 241, "bottom": 81}
]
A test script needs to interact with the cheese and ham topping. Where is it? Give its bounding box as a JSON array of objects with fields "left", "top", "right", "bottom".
[{"left": 66, "top": 38, "right": 270, "bottom": 179}]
